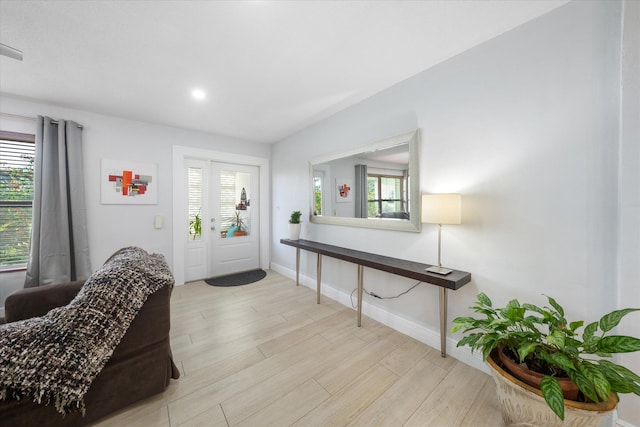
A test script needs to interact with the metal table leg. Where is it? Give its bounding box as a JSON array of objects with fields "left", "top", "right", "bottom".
[
  {"left": 316, "top": 254, "right": 322, "bottom": 304},
  {"left": 440, "top": 287, "right": 448, "bottom": 357},
  {"left": 295, "top": 248, "right": 300, "bottom": 286},
  {"left": 357, "top": 265, "right": 364, "bottom": 327}
]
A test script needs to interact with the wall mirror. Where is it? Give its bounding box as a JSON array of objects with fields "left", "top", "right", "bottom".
[{"left": 309, "top": 129, "right": 421, "bottom": 232}]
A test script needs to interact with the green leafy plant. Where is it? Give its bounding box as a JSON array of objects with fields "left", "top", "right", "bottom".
[
  {"left": 451, "top": 293, "right": 640, "bottom": 420},
  {"left": 289, "top": 210, "right": 302, "bottom": 224},
  {"left": 189, "top": 212, "right": 202, "bottom": 239},
  {"left": 230, "top": 210, "right": 247, "bottom": 232}
]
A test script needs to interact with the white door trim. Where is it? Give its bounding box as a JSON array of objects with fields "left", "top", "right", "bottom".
[{"left": 172, "top": 145, "right": 270, "bottom": 286}]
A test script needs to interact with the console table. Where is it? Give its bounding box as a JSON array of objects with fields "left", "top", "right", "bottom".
[{"left": 280, "top": 238, "right": 471, "bottom": 357}]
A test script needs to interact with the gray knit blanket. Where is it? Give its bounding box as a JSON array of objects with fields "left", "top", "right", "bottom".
[{"left": 0, "top": 247, "right": 174, "bottom": 415}]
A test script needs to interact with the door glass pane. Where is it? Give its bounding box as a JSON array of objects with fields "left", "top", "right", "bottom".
[
  {"left": 220, "top": 170, "right": 250, "bottom": 237},
  {"left": 187, "top": 167, "right": 202, "bottom": 240}
]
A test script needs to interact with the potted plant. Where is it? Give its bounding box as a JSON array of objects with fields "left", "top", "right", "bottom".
[
  {"left": 189, "top": 212, "right": 202, "bottom": 239},
  {"left": 451, "top": 293, "right": 640, "bottom": 425},
  {"left": 229, "top": 210, "right": 248, "bottom": 237},
  {"left": 289, "top": 210, "right": 302, "bottom": 240}
]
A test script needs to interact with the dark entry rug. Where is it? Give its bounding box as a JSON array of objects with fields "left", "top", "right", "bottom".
[{"left": 204, "top": 269, "right": 267, "bottom": 287}]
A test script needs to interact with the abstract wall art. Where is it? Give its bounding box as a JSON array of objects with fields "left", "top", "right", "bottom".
[
  {"left": 335, "top": 178, "right": 353, "bottom": 203},
  {"left": 101, "top": 159, "right": 158, "bottom": 204}
]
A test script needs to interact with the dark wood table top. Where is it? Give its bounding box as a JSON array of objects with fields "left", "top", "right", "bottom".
[{"left": 280, "top": 238, "right": 471, "bottom": 290}]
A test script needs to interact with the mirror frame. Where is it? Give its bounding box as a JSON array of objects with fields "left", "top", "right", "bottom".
[{"left": 309, "top": 129, "right": 421, "bottom": 232}]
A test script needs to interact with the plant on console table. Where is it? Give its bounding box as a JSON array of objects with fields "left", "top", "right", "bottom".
[
  {"left": 288, "top": 210, "right": 302, "bottom": 241},
  {"left": 451, "top": 293, "right": 640, "bottom": 425}
]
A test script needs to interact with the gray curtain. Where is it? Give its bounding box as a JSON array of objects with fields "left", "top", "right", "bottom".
[
  {"left": 25, "top": 116, "right": 91, "bottom": 287},
  {"left": 354, "top": 164, "right": 368, "bottom": 218}
]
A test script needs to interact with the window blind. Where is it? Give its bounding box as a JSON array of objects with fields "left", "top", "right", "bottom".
[
  {"left": 219, "top": 170, "right": 237, "bottom": 229},
  {"left": 187, "top": 167, "right": 202, "bottom": 239}
]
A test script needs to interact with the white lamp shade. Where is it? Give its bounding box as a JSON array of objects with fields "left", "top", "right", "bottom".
[{"left": 422, "top": 194, "right": 461, "bottom": 225}]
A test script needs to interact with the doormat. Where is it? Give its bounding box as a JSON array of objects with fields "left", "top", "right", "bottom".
[{"left": 204, "top": 269, "right": 267, "bottom": 287}]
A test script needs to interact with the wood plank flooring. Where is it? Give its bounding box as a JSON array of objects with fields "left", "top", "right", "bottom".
[{"left": 92, "top": 270, "right": 504, "bottom": 427}]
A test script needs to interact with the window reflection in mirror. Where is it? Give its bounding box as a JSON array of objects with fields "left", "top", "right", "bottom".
[
  {"left": 368, "top": 173, "right": 407, "bottom": 218},
  {"left": 313, "top": 172, "right": 324, "bottom": 216}
]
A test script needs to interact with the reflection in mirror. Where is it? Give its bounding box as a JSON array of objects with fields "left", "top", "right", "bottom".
[
  {"left": 314, "top": 145, "right": 409, "bottom": 218},
  {"left": 310, "top": 129, "right": 421, "bottom": 232}
]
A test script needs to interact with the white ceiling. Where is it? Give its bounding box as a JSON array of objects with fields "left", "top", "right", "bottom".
[{"left": 0, "top": 0, "right": 568, "bottom": 144}]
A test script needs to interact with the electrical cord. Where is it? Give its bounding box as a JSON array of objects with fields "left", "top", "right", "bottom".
[{"left": 350, "top": 280, "right": 423, "bottom": 309}]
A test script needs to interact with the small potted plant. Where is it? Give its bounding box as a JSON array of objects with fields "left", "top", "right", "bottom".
[
  {"left": 228, "top": 210, "right": 248, "bottom": 237},
  {"left": 451, "top": 293, "right": 640, "bottom": 425},
  {"left": 289, "top": 210, "right": 302, "bottom": 240},
  {"left": 189, "top": 212, "right": 202, "bottom": 240}
]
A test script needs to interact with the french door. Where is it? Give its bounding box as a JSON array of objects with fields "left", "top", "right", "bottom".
[
  {"left": 209, "top": 162, "right": 260, "bottom": 276},
  {"left": 184, "top": 160, "right": 260, "bottom": 281}
]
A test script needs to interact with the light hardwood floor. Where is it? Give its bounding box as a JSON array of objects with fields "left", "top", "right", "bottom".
[{"left": 93, "top": 270, "right": 505, "bottom": 426}]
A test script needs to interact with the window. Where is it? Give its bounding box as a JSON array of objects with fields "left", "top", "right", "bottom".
[
  {"left": 0, "top": 131, "right": 35, "bottom": 271},
  {"left": 367, "top": 174, "right": 405, "bottom": 218},
  {"left": 187, "top": 166, "right": 203, "bottom": 240}
]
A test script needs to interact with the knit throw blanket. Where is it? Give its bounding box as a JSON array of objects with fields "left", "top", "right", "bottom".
[{"left": 0, "top": 247, "right": 174, "bottom": 415}]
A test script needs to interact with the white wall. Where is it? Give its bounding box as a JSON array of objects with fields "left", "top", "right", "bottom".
[
  {"left": 616, "top": 0, "right": 640, "bottom": 423},
  {"left": 0, "top": 95, "right": 270, "bottom": 295},
  {"left": 272, "top": 1, "right": 638, "bottom": 424}
]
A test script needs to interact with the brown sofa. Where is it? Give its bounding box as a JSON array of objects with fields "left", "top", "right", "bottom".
[{"left": 0, "top": 279, "right": 180, "bottom": 426}]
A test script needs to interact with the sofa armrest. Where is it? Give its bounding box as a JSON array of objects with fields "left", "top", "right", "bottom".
[
  {"left": 4, "top": 280, "right": 85, "bottom": 323},
  {"left": 110, "top": 285, "right": 172, "bottom": 362}
]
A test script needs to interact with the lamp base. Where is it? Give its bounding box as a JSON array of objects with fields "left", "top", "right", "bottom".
[{"left": 426, "top": 266, "right": 453, "bottom": 275}]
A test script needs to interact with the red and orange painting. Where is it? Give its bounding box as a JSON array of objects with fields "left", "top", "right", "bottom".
[
  {"left": 108, "top": 170, "right": 152, "bottom": 196},
  {"left": 101, "top": 159, "right": 158, "bottom": 205},
  {"left": 336, "top": 178, "right": 354, "bottom": 203}
]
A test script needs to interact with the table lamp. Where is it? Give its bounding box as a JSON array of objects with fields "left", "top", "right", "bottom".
[{"left": 422, "top": 194, "right": 461, "bottom": 275}]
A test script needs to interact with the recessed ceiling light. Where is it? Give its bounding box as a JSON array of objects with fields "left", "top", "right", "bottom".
[{"left": 192, "top": 89, "right": 206, "bottom": 100}]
